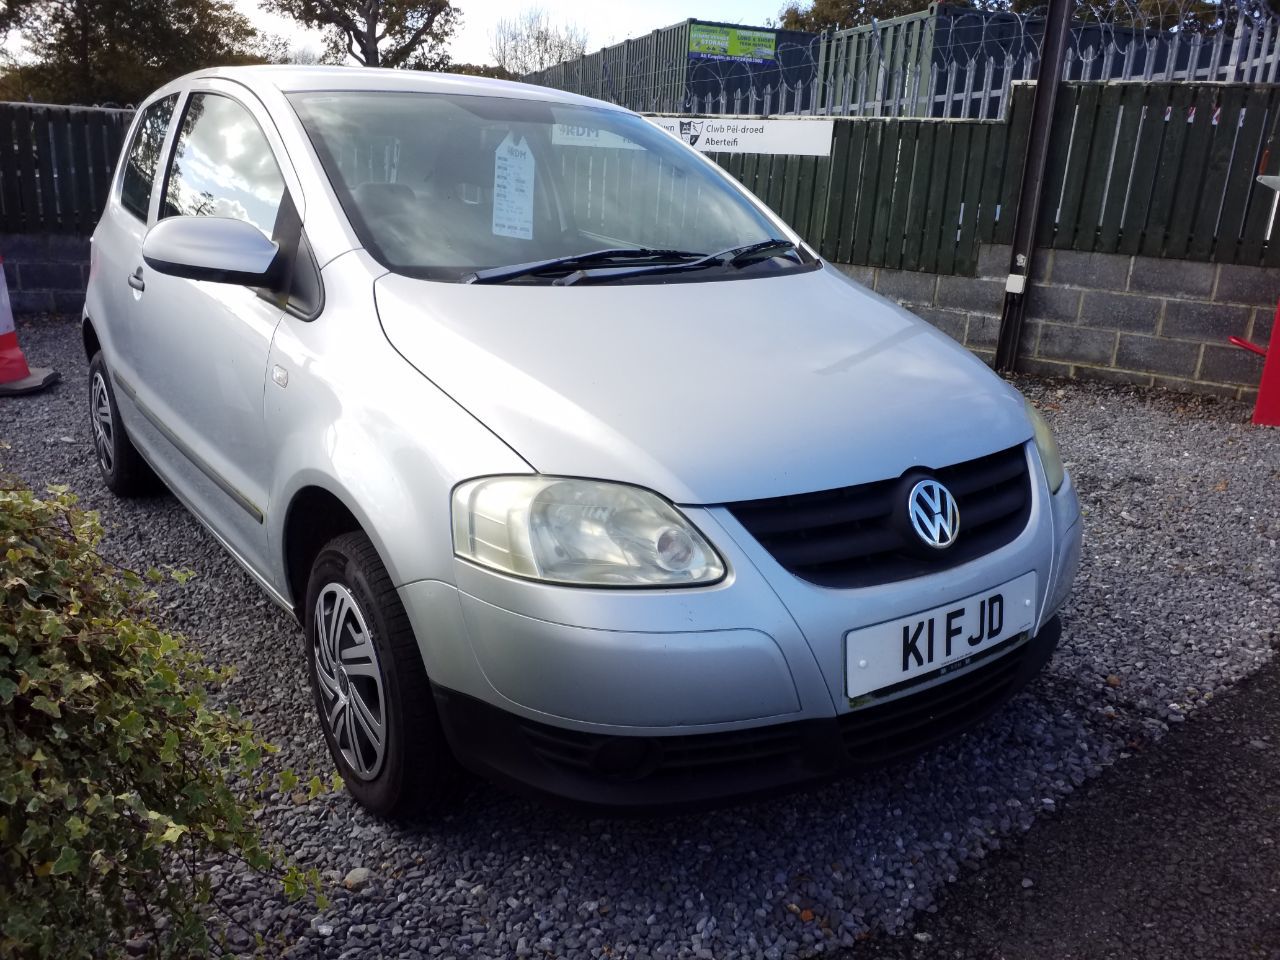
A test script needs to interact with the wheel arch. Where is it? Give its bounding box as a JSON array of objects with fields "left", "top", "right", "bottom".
[
  {"left": 281, "top": 483, "right": 366, "bottom": 615},
  {"left": 82, "top": 315, "right": 101, "bottom": 361}
]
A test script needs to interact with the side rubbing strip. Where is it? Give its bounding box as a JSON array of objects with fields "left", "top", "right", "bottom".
[{"left": 112, "top": 372, "right": 265, "bottom": 525}]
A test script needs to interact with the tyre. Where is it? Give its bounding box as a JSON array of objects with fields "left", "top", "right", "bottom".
[
  {"left": 304, "top": 531, "right": 457, "bottom": 818},
  {"left": 87, "top": 351, "right": 159, "bottom": 496}
]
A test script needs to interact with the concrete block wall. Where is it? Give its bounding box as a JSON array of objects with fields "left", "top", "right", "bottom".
[
  {"left": 4, "top": 228, "right": 1275, "bottom": 400},
  {"left": 838, "top": 244, "right": 1275, "bottom": 401},
  {"left": 1, "top": 234, "right": 90, "bottom": 316}
]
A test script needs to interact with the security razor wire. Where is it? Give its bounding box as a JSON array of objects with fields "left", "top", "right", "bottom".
[{"left": 524, "top": 0, "right": 1280, "bottom": 120}]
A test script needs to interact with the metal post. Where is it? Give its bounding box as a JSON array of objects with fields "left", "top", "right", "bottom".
[{"left": 993, "top": 0, "right": 1074, "bottom": 373}]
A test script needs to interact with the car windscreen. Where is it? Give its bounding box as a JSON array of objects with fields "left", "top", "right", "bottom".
[{"left": 288, "top": 90, "right": 805, "bottom": 283}]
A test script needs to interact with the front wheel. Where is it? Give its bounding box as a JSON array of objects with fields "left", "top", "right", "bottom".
[
  {"left": 304, "top": 531, "right": 457, "bottom": 818},
  {"left": 87, "top": 352, "right": 158, "bottom": 496}
]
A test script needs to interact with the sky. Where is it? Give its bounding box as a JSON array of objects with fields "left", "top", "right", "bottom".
[{"left": 239, "top": 0, "right": 788, "bottom": 65}]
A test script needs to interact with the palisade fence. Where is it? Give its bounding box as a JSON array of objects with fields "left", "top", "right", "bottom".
[
  {"left": 0, "top": 102, "right": 134, "bottom": 233},
  {"left": 529, "top": 3, "right": 1280, "bottom": 120},
  {"left": 707, "top": 80, "right": 1280, "bottom": 274},
  {"left": 813, "top": 3, "right": 1280, "bottom": 119}
]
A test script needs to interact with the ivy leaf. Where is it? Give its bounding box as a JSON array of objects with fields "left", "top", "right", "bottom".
[
  {"left": 30, "top": 696, "right": 61, "bottom": 717},
  {"left": 50, "top": 846, "right": 81, "bottom": 875},
  {"left": 282, "top": 867, "right": 306, "bottom": 899},
  {"left": 159, "top": 730, "right": 179, "bottom": 763}
]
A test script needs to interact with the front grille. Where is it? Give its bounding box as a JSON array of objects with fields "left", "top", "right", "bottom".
[
  {"left": 839, "top": 637, "right": 1031, "bottom": 765},
  {"left": 726, "top": 444, "right": 1032, "bottom": 588}
]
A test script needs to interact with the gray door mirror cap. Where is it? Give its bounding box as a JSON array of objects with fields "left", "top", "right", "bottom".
[{"left": 142, "top": 216, "right": 281, "bottom": 287}]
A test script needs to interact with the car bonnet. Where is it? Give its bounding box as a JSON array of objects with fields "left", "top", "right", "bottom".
[{"left": 373, "top": 265, "right": 1032, "bottom": 505}]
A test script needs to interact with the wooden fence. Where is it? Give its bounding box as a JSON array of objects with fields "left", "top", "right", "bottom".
[
  {"left": 709, "top": 80, "right": 1280, "bottom": 273},
  {"left": 4, "top": 82, "right": 1280, "bottom": 276},
  {"left": 0, "top": 102, "right": 134, "bottom": 234}
]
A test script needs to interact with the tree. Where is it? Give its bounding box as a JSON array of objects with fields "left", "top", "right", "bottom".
[
  {"left": 489, "top": 7, "right": 589, "bottom": 77},
  {"left": 1, "top": 0, "right": 269, "bottom": 105},
  {"left": 778, "top": 0, "right": 930, "bottom": 31},
  {"left": 285, "top": 45, "right": 328, "bottom": 65},
  {"left": 261, "top": 0, "right": 458, "bottom": 69},
  {"left": 443, "top": 62, "right": 517, "bottom": 80},
  {"left": 254, "top": 35, "right": 333, "bottom": 65},
  {"left": 775, "top": 0, "right": 1031, "bottom": 31}
]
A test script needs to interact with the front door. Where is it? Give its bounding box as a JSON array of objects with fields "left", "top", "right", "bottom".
[{"left": 128, "top": 86, "right": 293, "bottom": 578}]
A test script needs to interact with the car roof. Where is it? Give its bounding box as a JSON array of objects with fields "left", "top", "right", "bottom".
[{"left": 174, "top": 65, "right": 629, "bottom": 112}]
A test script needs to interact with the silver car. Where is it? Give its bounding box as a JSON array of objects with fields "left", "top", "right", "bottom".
[{"left": 84, "top": 66, "right": 1082, "bottom": 816}]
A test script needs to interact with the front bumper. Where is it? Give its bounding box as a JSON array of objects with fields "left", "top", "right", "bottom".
[
  {"left": 406, "top": 450, "right": 1080, "bottom": 726},
  {"left": 434, "top": 616, "right": 1061, "bottom": 810},
  {"left": 397, "top": 446, "right": 1082, "bottom": 807}
]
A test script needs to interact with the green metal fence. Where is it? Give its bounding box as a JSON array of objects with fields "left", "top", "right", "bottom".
[
  {"left": 709, "top": 80, "right": 1280, "bottom": 273},
  {"left": 524, "top": 19, "right": 821, "bottom": 115},
  {"left": 814, "top": 7, "right": 938, "bottom": 117}
]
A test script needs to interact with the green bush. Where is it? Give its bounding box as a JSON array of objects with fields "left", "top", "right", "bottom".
[{"left": 0, "top": 479, "right": 322, "bottom": 959}]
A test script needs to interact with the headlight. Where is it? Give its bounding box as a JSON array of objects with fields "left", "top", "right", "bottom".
[
  {"left": 1025, "top": 400, "right": 1065, "bottom": 494},
  {"left": 452, "top": 476, "right": 726, "bottom": 587}
]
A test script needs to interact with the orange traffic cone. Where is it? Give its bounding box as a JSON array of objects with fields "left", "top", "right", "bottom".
[{"left": 0, "top": 255, "right": 59, "bottom": 397}]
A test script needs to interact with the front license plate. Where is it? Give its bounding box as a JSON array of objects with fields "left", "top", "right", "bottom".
[{"left": 844, "top": 572, "right": 1037, "bottom": 699}]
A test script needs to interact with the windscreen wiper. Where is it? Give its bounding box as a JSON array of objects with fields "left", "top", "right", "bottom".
[
  {"left": 718, "top": 238, "right": 798, "bottom": 266},
  {"left": 553, "top": 238, "right": 798, "bottom": 286},
  {"left": 465, "top": 247, "right": 703, "bottom": 284}
]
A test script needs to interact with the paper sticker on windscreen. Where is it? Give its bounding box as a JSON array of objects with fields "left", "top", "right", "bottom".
[{"left": 493, "top": 132, "right": 535, "bottom": 240}]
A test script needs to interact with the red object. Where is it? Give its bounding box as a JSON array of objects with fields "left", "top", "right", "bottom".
[
  {"left": 0, "top": 332, "right": 32, "bottom": 383},
  {"left": 0, "top": 256, "right": 34, "bottom": 385},
  {"left": 1228, "top": 335, "right": 1267, "bottom": 357},
  {"left": 0, "top": 255, "right": 58, "bottom": 396},
  {"left": 0, "top": 330, "right": 32, "bottom": 383},
  {"left": 1254, "top": 302, "right": 1280, "bottom": 427}
]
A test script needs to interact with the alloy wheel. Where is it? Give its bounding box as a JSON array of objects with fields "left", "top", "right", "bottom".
[
  {"left": 313, "top": 583, "right": 388, "bottom": 780},
  {"left": 90, "top": 371, "right": 114, "bottom": 473}
]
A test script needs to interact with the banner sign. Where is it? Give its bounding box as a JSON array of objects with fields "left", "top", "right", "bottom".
[
  {"left": 646, "top": 116, "right": 833, "bottom": 157},
  {"left": 688, "top": 25, "right": 777, "bottom": 64},
  {"left": 551, "top": 123, "right": 642, "bottom": 150}
]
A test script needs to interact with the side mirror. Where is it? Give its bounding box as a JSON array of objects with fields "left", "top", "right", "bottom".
[{"left": 142, "top": 216, "right": 280, "bottom": 286}]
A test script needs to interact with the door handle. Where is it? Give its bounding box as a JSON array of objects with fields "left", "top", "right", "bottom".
[{"left": 127, "top": 268, "right": 145, "bottom": 292}]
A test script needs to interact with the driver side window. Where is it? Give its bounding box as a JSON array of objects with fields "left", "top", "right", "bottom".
[{"left": 161, "top": 93, "right": 285, "bottom": 234}]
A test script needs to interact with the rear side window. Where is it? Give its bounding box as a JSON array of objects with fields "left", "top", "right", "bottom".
[
  {"left": 161, "top": 93, "right": 285, "bottom": 234},
  {"left": 119, "top": 95, "right": 177, "bottom": 222}
]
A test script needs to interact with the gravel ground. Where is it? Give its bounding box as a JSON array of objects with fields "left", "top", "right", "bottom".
[{"left": 3, "top": 315, "right": 1278, "bottom": 960}]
